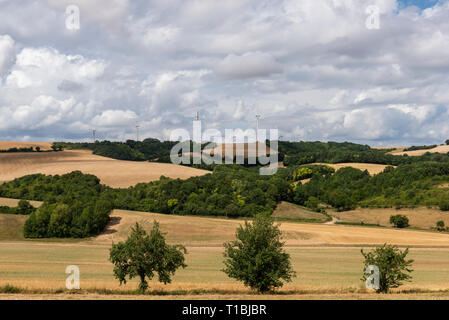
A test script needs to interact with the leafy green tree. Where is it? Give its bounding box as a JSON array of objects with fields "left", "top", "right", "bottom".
[
  {"left": 390, "top": 215, "right": 409, "bottom": 228},
  {"left": 17, "top": 200, "right": 34, "bottom": 215},
  {"left": 223, "top": 214, "right": 296, "bottom": 293},
  {"left": 109, "top": 222, "right": 187, "bottom": 292},
  {"left": 361, "top": 244, "right": 413, "bottom": 293}
]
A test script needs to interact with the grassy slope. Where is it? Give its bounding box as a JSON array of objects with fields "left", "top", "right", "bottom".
[{"left": 272, "top": 201, "right": 329, "bottom": 222}]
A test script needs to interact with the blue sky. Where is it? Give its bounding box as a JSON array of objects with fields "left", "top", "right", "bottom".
[{"left": 398, "top": 0, "right": 439, "bottom": 9}]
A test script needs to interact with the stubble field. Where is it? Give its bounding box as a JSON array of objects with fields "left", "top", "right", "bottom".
[
  {"left": 0, "top": 150, "right": 209, "bottom": 188},
  {"left": 3, "top": 210, "right": 449, "bottom": 299}
]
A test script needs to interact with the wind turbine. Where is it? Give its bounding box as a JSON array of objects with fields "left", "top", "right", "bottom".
[
  {"left": 92, "top": 129, "right": 96, "bottom": 142},
  {"left": 255, "top": 114, "right": 261, "bottom": 143},
  {"left": 136, "top": 122, "right": 140, "bottom": 142}
]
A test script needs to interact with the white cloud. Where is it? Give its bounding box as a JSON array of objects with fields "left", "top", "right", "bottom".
[
  {"left": 92, "top": 109, "right": 137, "bottom": 127},
  {"left": 0, "top": 0, "right": 449, "bottom": 144}
]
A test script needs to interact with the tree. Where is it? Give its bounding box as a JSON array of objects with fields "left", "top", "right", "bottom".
[
  {"left": 446, "top": 139, "right": 449, "bottom": 146},
  {"left": 390, "top": 215, "right": 409, "bottom": 228},
  {"left": 436, "top": 220, "right": 445, "bottom": 232},
  {"left": 361, "top": 244, "right": 413, "bottom": 293},
  {"left": 222, "top": 214, "right": 296, "bottom": 293},
  {"left": 109, "top": 222, "right": 187, "bottom": 292},
  {"left": 17, "top": 200, "right": 34, "bottom": 215}
]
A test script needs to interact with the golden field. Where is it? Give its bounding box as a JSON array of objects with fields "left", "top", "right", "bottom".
[
  {"left": 0, "top": 150, "right": 209, "bottom": 188},
  {"left": 3, "top": 210, "right": 449, "bottom": 299},
  {"left": 390, "top": 145, "right": 449, "bottom": 156},
  {"left": 0, "top": 141, "right": 53, "bottom": 151},
  {"left": 310, "top": 163, "right": 390, "bottom": 175},
  {"left": 332, "top": 207, "right": 449, "bottom": 229}
]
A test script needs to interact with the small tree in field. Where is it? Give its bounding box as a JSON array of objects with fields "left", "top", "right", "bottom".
[
  {"left": 436, "top": 220, "right": 446, "bottom": 232},
  {"left": 223, "top": 214, "right": 296, "bottom": 293},
  {"left": 390, "top": 215, "right": 409, "bottom": 228},
  {"left": 109, "top": 222, "right": 187, "bottom": 292},
  {"left": 361, "top": 244, "right": 413, "bottom": 293}
]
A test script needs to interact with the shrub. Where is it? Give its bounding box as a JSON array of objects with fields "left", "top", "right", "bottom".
[
  {"left": 389, "top": 215, "right": 409, "bottom": 228},
  {"left": 436, "top": 220, "right": 446, "bottom": 232},
  {"left": 361, "top": 244, "right": 414, "bottom": 293}
]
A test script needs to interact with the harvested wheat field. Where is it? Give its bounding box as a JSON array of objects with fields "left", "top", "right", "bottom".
[
  {"left": 206, "top": 142, "right": 276, "bottom": 158},
  {"left": 4, "top": 211, "right": 449, "bottom": 298},
  {"left": 95, "top": 209, "right": 449, "bottom": 247},
  {"left": 0, "top": 141, "right": 52, "bottom": 151},
  {"left": 332, "top": 207, "right": 449, "bottom": 230},
  {"left": 392, "top": 145, "right": 449, "bottom": 156},
  {"left": 311, "top": 163, "right": 390, "bottom": 175},
  {"left": 0, "top": 150, "right": 210, "bottom": 188}
]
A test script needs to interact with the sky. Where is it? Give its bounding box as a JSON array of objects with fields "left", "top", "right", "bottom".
[{"left": 0, "top": 0, "right": 448, "bottom": 146}]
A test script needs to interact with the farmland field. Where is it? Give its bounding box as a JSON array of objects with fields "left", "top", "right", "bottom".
[
  {"left": 3, "top": 141, "right": 449, "bottom": 300},
  {"left": 310, "top": 163, "right": 390, "bottom": 175},
  {"left": 391, "top": 145, "right": 449, "bottom": 156},
  {"left": 0, "top": 150, "right": 210, "bottom": 188},
  {"left": 0, "top": 141, "right": 53, "bottom": 151},
  {"left": 332, "top": 207, "right": 449, "bottom": 229},
  {"left": 3, "top": 209, "right": 449, "bottom": 299}
]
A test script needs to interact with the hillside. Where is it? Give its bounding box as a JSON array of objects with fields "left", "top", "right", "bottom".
[
  {"left": 94, "top": 209, "right": 449, "bottom": 247},
  {"left": 0, "top": 149, "right": 210, "bottom": 188},
  {"left": 310, "top": 163, "right": 390, "bottom": 175},
  {"left": 392, "top": 145, "right": 449, "bottom": 156},
  {"left": 0, "top": 141, "right": 53, "bottom": 151}
]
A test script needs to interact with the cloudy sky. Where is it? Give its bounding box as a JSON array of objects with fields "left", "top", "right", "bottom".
[{"left": 0, "top": 0, "right": 447, "bottom": 146}]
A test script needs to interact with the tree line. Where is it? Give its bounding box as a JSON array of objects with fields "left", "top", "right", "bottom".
[
  {"left": 292, "top": 161, "right": 449, "bottom": 211},
  {"left": 0, "top": 171, "right": 111, "bottom": 238},
  {"left": 2, "top": 144, "right": 449, "bottom": 238}
]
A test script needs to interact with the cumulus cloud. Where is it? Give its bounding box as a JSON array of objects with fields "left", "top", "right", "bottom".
[
  {"left": 92, "top": 109, "right": 137, "bottom": 127},
  {"left": 0, "top": 0, "right": 449, "bottom": 145},
  {"left": 215, "top": 52, "right": 282, "bottom": 79}
]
